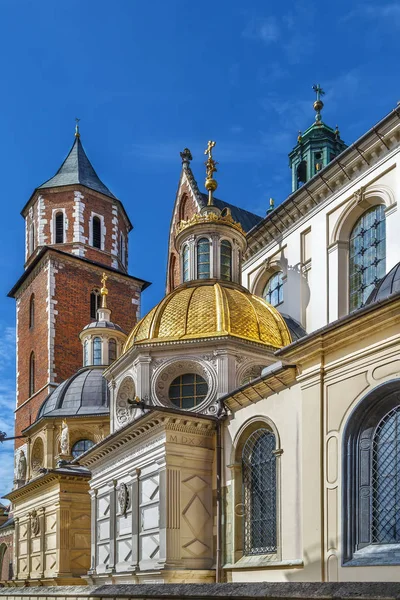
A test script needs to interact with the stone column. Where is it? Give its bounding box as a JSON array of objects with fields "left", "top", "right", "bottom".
[
  {"left": 108, "top": 480, "right": 117, "bottom": 571},
  {"left": 88, "top": 489, "right": 97, "bottom": 573}
]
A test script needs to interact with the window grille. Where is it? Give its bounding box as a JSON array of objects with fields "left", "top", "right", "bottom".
[
  {"left": 220, "top": 240, "right": 232, "bottom": 281},
  {"left": 90, "top": 289, "right": 100, "bottom": 319},
  {"left": 168, "top": 373, "right": 208, "bottom": 409},
  {"left": 93, "top": 337, "right": 102, "bottom": 365},
  {"left": 372, "top": 406, "right": 400, "bottom": 544},
  {"left": 55, "top": 212, "right": 64, "bottom": 243},
  {"left": 71, "top": 439, "right": 94, "bottom": 458},
  {"left": 263, "top": 272, "right": 283, "bottom": 306},
  {"left": 197, "top": 238, "right": 210, "bottom": 279},
  {"left": 109, "top": 338, "right": 117, "bottom": 363},
  {"left": 92, "top": 216, "right": 101, "bottom": 249},
  {"left": 242, "top": 428, "right": 277, "bottom": 554},
  {"left": 29, "top": 294, "right": 35, "bottom": 328},
  {"left": 29, "top": 352, "right": 35, "bottom": 396},
  {"left": 183, "top": 245, "right": 190, "bottom": 282},
  {"left": 349, "top": 205, "right": 386, "bottom": 312}
]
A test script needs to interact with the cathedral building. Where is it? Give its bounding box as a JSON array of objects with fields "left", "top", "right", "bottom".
[{"left": 3, "top": 88, "right": 400, "bottom": 586}]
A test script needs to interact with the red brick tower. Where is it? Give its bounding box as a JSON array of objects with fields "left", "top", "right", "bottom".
[{"left": 9, "top": 125, "right": 149, "bottom": 448}]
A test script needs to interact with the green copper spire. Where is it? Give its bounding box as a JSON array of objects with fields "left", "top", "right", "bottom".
[{"left": 288, "top": 85, "right": 347, "bottom": 192}]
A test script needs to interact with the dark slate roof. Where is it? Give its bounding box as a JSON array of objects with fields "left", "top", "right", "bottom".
[
  {"left": 0, "top": 517, "right": 14, "bottom": 530},
  {"left": 38, "top": 136, "right": 116, "bottom": 200},
  {"left": 199, "top": 193, "right": 262, "bottom": 233},
  {"left": 83, "top": 320, "right": 125, "bottom": 333},
  {"left": 366, "top": 262, "right": 400, "bottom": 305},
  {"left": 281, "top": 313, "right": 307, "bottom": 341},
  {"left": 36, "top": 367, "right": 109, "bottom": 421}
]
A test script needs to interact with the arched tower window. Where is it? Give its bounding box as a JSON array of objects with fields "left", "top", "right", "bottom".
[
  {"left": 349, "top": 205, "right": 386, "bottom": 312},
  {"left": 297, "top": 160, "right": 307, "bottom": 188},
  {"left": 182, "top": 245, "right": 190, "bottom": 282},
  {"left": 197, "top": 238, "right": 210, "bottom": 279},
  {"left": 220, "top": 240, "right": 232, "bottom": 281},
  {"left": 90, "top": 289, "right": 101, "bottom": 320},
  {"left": 109, "top": 338, "right": 117, "bottom": 363},
  {"left": 29, "top": 352, "right": 35, "bottom": 396},
  {"left": 263, "top": 272, "right": 283, "bottom": 307},
  {"left": 242, "top": 428, "right": 277, "bottom": 554},
  {"left": 29, "top": 294, "right": 35, "bottom": 329},
  {"left": 55, "top": 211, "right": 64, "bottom": 243},
  {"left": 93, "top": 337, "right": 102, "bottom": 365},
  {"left": 83, "top": 339, "right": 89, "bottom": 366},
  {"left": 92, "top": 216, "right": 101, "bottom": 249}
]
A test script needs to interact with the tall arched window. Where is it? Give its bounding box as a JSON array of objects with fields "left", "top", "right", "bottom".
[
  {"left": 29, "top": 351, "right": 35, "bottom": 396},
  {"left": 242, "top": 428, "right": 277, "bottom": 554},
  {"left": 220, "top": 240, "right": 232, "bottom": 281},
  {"left": 92, "top": 216, "right": 101, "bottom": 249},
  {"left": 343, "top": 381, "right": 400, "bottom": 565},
  {"left": 349, "top": 205, "right": 386, "bottom": 312},
  {"left": 109, "top": 338, "right": 117, "bottom": 363},
  {"left": 93, "top": 337, "right": 102, "bottom": 365},
  {"left": 90, "top": 289, "right": 101, "bottom": 319},
  {"left": 197, "top": 238, "right": 210, "bottom": 279},
  {"left": 263, "top": 272, "right": 283, "bottom": 306},
  {"left": 29, "top": 294, "right": 35, "bottom": 329},
  {"left": 182, "top": 245, "right": 190, "bottom": 282},
  {"left": 55, "top": 211, "right": 64, "bottom": 243}
]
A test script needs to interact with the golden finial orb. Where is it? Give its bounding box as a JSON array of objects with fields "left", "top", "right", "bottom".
[
  {"left": 100, "top": 272, "right": 108, "bottom": 308},
  {"left": 204, "top": 140, "right": 218, "bottom": 204}
]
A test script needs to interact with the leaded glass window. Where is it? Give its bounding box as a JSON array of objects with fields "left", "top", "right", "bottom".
[
  {"left": 349, "top": 205, "right": 386, "bottom": 312},
  {"left": 93, "top": 337, "right": 102, "bottom": 365},
  {"left": 220, "top": 240, "right": 232, "bottom": 281},
  {"left": 183, "top": 245, "right": 190, "bottom": 282},
  {"left": 197, "top": 238, "right": 210, "bottom": 279},
  {"left": 263, "top": 272, "right": 283, "bottom": 306},
  {"left": 168, "top": 373, "right": 208, "bottom": 409},
  {"left": 242, "top": 429, "right": 277, "bottom": 554},
  {"left": 372, "top": 406, "right": 400, "bottom": 544},
  {"left": 71, "top": 439, "right": 94, "bottom": 458},
  {"left": 109, "top": 338, "right": 117, "bottom": 363}
]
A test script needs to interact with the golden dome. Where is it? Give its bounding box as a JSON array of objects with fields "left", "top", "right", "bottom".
[{"left": 123, "top": 281, "right": 291, "bottom": 352}]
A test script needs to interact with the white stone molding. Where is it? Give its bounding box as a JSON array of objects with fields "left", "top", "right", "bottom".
[
  {"left": 115, "top": 376, "right": 136, "bottom": 428},
  {"left": 50, "top": 207, "right": 68, "bottom": 244},
  {"left": 89, "top": 211, "right": 106, "bottom": 250}
]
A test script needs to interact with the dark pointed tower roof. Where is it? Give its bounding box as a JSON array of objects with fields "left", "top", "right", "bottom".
[{"left": 38, "top": 135, "right": 116, "bottom": 200}]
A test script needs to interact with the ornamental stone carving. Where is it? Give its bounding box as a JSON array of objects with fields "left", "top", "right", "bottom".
[
  {"left": 30, "top": 510, "right": 40, "bottom": 536},
  {"left": 17, "top": 451, "right": 27, "bottom": 481},
  {"left": 115, "top": 376, "right": 136, "bottom": 426},
  {"left": 31, "top": 437, "right": 44, "bottom": 474},
  {"left": 60, "top": 419, "right": 70, "bottom": 454},
  {"left": 117, "top": 482, "right": 129, "bottom": 515}
]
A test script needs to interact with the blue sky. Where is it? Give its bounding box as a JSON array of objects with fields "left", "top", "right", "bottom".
[{"left": 1, "top": 0, "right": 400, "bottom": 498}]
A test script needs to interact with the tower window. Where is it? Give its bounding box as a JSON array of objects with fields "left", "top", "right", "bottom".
[
  {"left": 55, "top": 212, "right": 64, "bottom": 243},
  {"left": 263, "top": 272, "right": 284, "bottom": 307},
  {"left": 93, "top": 337, "right": 102, "bottom": 365},
  {"left": 90, "top": 289, "right": 101, "bottom": 320},
  {"left": 92, "top": 216, "right": 101, "bottom": 249},
  {"left": 242, "top": 428, "right": 277, "bottom": 554},
  {"left": 220, "top": 240, "right": 232, "bottom": 281},
  {"left": 109, "top": 338, "right": 117, "bottom": 363},
  {"left": 197, "top": 238, "right": 210, "bottom": 279},
  {"left": 29, "top": 294, "right": 35, "bottom": 329},
  {"left": 29, "top": 352, "right": 35, "bottom": 396},
  {"left": 182, "top": 245, "right": 190, "bottom": 282},
  {"left": 349, "top": 205, "right": 386, "bottom": 312},
  {"left": 297, "top": 160, "right": 307, "bottom": 188}
]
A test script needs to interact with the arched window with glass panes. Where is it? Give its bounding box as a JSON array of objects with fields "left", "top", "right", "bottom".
[
  {"left": 349, "top": 205, "right": 386, "bottom": 312},
  {"left": 197, "top": 238, "right": 210, "bottom": 279},
  {"left": 242, "top": 428, "right": 277, "bottom": 554},
  {"left": 90, "top": 289, "right": 101, "bottom": 320},
  {"left": 220, "top": 240, "right": 232, "bottom": 281},
  {"left": 263, "top": 272, "right": 283, "bottom": 306},
  {"left": 55, "top": 211, "right": 64, "bottom": 243},
  {"left": 109, "top": 338, "right": 117, "bottom": 363},
  {"left": 93, "top": 337, "right": 102, "bottom": 365}
]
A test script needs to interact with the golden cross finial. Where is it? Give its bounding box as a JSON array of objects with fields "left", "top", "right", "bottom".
[
  {"left": 100, "top": 272, "right": 108, "bottom": 308},
  {"left": 204, "top": 140, "right": 218, "bottom": 205}
]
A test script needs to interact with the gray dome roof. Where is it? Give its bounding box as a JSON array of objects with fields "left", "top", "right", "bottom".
[
  {"left": 83, "top": 320, "right": 125, "bottom": 332},
  {"left": 366, "top": 262, "right": 400, "bottom": 305},
  {"left": 282, "top": 314, "right": 307, "bottom": 341},
  {"left": 37, "top": 367, "right": 109, "bottom": 421}
]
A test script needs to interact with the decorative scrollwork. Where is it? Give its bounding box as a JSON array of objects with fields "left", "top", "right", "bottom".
[{"left": 118, "top": 482, "right": 129, "bottom": 516}]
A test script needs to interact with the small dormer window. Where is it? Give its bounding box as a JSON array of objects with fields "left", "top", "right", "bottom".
[{"left": 55, "top": 212, "right": 64, "bottom": 243}]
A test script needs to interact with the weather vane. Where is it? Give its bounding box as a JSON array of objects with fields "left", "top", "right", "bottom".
[{"left": 204, "top": 140, "right": 218, "bottom": 205}]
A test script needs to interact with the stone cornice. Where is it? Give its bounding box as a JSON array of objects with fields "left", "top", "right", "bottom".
[
  {"left": 4, "top": 470, "right": 90, "bottom": 502},
  {"left": 245, "top": 108, "right": 400, "bottom": 262}
]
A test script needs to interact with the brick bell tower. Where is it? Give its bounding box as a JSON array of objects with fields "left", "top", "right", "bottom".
[{"left": 9, "top": 123, "right": 150, "bottom": 448}]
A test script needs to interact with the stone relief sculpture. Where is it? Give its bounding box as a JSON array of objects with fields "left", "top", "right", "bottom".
[
  {"left": 17, "top": 451, "right": 27, "bottom": 481},
  {"left": 60, "top": 419, "right": 70, "bottom": 455},
  {"left": 118, "top": 482, "right": 129, "bottom": 516}
]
